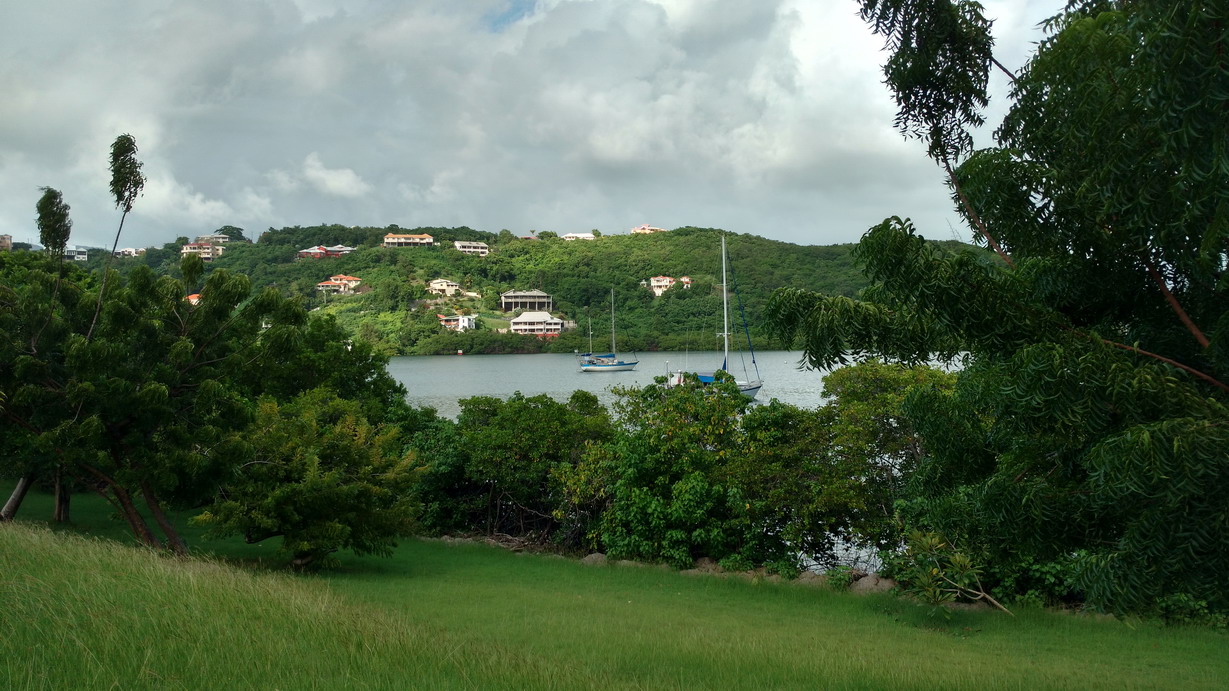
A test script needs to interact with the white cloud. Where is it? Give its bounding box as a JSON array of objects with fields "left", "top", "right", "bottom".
[{"left": 301, "top": 152, "right": 372, "bottom": 198}]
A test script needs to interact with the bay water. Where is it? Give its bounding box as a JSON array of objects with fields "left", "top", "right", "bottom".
[{"left": 387, "top": 350, "right": 830, "bottom": 419}]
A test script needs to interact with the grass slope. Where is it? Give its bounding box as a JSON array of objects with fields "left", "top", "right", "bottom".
[{"left": 3, "top": 492, "right": 1227, "bottom": 690}]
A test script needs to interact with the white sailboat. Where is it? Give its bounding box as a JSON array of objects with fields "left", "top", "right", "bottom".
[
  {"left": 668, "top": 234, "right": 763, "bottom": 398},
  {"left": 578, "top": 288, "right": 638, "bottom": 372}
]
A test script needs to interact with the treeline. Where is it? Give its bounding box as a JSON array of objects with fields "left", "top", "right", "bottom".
[{"left": 105, "top": 223, "right": 903, "bottom": 355}]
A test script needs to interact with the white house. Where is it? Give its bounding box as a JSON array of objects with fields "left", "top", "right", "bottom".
[
  {"left": 561, "top": 232, "right": 596, "bottom": 241},
  {"left": 194, "top": 233, "right": 232, "bottom": 244},
  {"left": 438, "top": 314, "right": 477, "bottom": 331},
  {"left": 453, "top": 240, "right": 490, "bottom": 256},
  {"left": 383, "top": 233, "right": 434, "bottom": 247},
  {"left": 114, "top": 247, "right": 146, "bottom": 258},
  {"left": 500, "top": 289, "right": 553, "bottom": 312},
  {"left": 64, "top": 247, "right": 89, "bottom": 262},
  {"left": 428, "top": 278, "right": 462, "bottom": 296},
  {"left": 509, "top": 311, "right": 563, "bottom": 336},
  {"left": 316, "top": 274, "right": 362, "bottom": 294},
  {"left": 181, "top": 242, "right": 225, "bottom": 262}
]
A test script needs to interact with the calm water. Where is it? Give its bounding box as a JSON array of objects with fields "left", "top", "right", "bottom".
[{"left": 387, "top": 350, "right": 831, "bottom": 419}]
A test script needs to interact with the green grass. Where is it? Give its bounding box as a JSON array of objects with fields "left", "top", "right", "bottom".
[{"left": 4, "top": 491, "right": 1228, "bottom": 689}]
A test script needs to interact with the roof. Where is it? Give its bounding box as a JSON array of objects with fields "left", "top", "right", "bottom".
[
  {"left": 330, "top": 274, "right": 361, "bottom": 281},
  {"left": 501, "top": 289, "right": 551, "bottom": 298},
  {"left": 510, "top": 311, "right": 561, "bottom": 323},
  {"left": 384, "top": 233, "right": 433, "bottom": 239}
]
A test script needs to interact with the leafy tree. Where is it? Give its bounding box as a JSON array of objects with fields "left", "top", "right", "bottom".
[
  {"left": 769, "top": 0, "right": 1229, "bottom": 614},
  {"left": 193, "top": 389, "right": 419, "bottom": 568},
  {"left": 35, "top": 188, "right": 71, "bottom": 259},
  {"left": 87, "top": 134, "right": 146, "bottom": 340}
]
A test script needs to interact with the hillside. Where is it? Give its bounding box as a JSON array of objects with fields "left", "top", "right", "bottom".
[{"left": 114, "top": 224, "right": 963, "bottom": 356}]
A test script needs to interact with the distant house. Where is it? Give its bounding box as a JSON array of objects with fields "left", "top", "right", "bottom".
[
  {"left": 185, "top": 294, "right": 201, "bottom": 306},
  {"left": 631, "top": 224, "right": 667, "bottom": 234},
  {"left": 0, "top": 235, "right": 12, "bottom": 252},
  {"left": 181, "top": 242, "right": 225, "bottom": 262},
  {"left": 297, "top": 244, "right": 355, "bottom": 259},
  {"left": 316, "top": 274, "right": 362, "bottom": 294},
  {"left": 453, "top": 240, "right": 490, "bottom": 256},
  {"left": 438, "top": 314, "right": 477, "bottom": 332},
  {"left": 194, "top": 233, "right": 232, "bottom": 244},
  {"left": 383, "top": 233, "right": 434, "bottom": 248},
  {"left": 428, "top": 279, "right": 462, "bottom": 296},
  {"left": 561, "top": 232, "right": 596, "bottom": 241},
  {"left": 64, "top": 247, "right": 89, "bottom": 262},
  {"left": 509, "top": 311, "right": 563, "bottom": 337},
  {"left": 648, "top": 276, "right": 675, "bottom": 297},
  {"left": 500, "top": 289, "right": 553, "bottom": 312},
  {"left": 114, "top": 247, "right": 146, "bottom": 258}
]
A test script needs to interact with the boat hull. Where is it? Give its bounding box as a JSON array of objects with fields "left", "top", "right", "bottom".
[{"left": 580, "top": 360, "right": 638, "bottom": 372}]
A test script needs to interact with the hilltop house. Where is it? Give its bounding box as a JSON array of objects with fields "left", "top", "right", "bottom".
[
  {"left": 0, "top": 235, "right": 12, "bottom": 252},
  {"left": 181, "top": 242, "right": 225, "bottom": 262},
  {"left": 316, "top": 274, "right": 362, "bottom": 294},
  {"left": 114, "top": 247, "right": 146, "bottom": 258},
  {"left": 644, "top": 275, "right": 691, "bottom": 297},
  {"left": 500, "top": 289, "right": 553, "bottom": 312},
  {"left": 194, "top": 233, "right": 232, "bottom": 244},
  {"left": 64, "top": 247, "right": 89, "bottom": 262},
  {"left": 297, "top": 244, "right": 356, "bottom": 259},
  {"left": 383, "top": 233, "right": 434, "bottom": 248},
  {"left": 428, "top": 278, "right": 462, "bottom": 296},
  {"left": 438, "top": 314, "right": 477, "bottom": 332},
  {"left": 631, "top": 224, "right": 667, "bottom": 234},
  {"left": 509, "top": 311, "right": 563, "bottom": 337},
  {"left": 561, "top": 232, "right": 596, "bottom": 241},
  {"left": 453, "top": 240, "right": 490, "bottom": 256}
]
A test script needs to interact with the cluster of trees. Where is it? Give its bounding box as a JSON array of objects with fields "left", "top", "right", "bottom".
[
  {"left": 768, "top": 0, "right": 1228, "bottom": 618},
  {"left": 412, "top": 363, "right": 953, "bottom": 576},
  {"left": 0, "top": 150, "right": 431, "bottom": 566}
]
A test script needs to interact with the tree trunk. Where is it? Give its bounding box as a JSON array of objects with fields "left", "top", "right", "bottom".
[
  {"left": 52, "top": 472, "right": 71, "bottom": 523},
  {"left": 110, "top": 484, "right": 162, "bottom": 549},
  {"left": 1, "top": 476, "right": 35, "bottom": 521},
  {"left": 141, "top": 482, "right": 188, "bottom": 556}
]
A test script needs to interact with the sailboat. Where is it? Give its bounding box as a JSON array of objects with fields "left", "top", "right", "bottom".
[
  {"left": 578, "top": 288, "right": 639, "bottom": 372},
  {"left": 668, "top": 234, "right": 763, "bottom": 398}
]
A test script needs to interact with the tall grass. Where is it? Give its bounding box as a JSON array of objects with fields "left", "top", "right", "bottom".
[{"left": 4, "top": 490, "right": 1228, "bottom": 689}]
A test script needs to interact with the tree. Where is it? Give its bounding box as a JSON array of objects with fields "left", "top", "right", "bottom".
[
  {"left": 768, "top": 1, "right": 1229, "bottom": 614},
  {"left": 193, "top": 389, "right": 419, "bottom": 568},
  {"left": 87, "top": 134, "right": 146, "bottom": 340},
  {"left": 35, "top": 188, "right": 71, "bottom": 259}
]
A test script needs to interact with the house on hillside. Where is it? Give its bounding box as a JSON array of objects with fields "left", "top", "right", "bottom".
[
  {"left": 438, "top": 314, "right": 477, "bottom": 332},
  {"left": 64, "top": 247, "right": 89, "bottom": 262},
  {"left": 509, "top": 311, "right": 563, "bottom": 337},
  {"left": 383, "top": 233, "right": 434, "bottom": 248},
  {"left": 500, "top": 289, "right": 553, "bottom": 312},
  {"left": 181, "top": 242, "right": 225, "bottom": 262},
  {"left": 185, "top": 294, "right": 201, "bottom": 306},
  {"left": 631, "top": 224, "right": 666, "bottom": 234},
  {"left": 297, "top": 244, "right": 355, "bottom": 259},
  {"left": 428, "top": 278, "right": 462, "bottom": 296},
  {"left": 644, "top": 275, "right": 691, "bottom": 297},
  {"left": 114, "top": 247, "right": 146, "bottom": 258},
  {"left": 194, "top": 233, "right": 232, "bottom": 244},
  {"left": 561, "top": 232, "right": 596, "bottom": 241},
  {"left": 453, "top": 240, "right": 490, "bottom": 256},
  {"left": 316, "top": 274, "right": 362, "bottom": 294},
  {"left": 0, "top": 235, "right": 12, "bottom": 252}
]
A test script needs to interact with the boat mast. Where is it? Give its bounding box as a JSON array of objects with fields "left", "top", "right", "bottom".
[
  {"left": 609, "top": 287, "right": 617, "bottom": 355},
  {"left": 721, "top": 234, "right": 730, "bottom": 371}
]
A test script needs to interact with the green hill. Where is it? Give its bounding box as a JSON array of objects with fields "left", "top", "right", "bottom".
[{"left": 116, "top": 224, "right": 963, "bottom": 356}]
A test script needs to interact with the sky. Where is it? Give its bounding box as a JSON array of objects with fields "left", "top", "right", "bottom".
[{"left": 1, "top": 0, "right": 1060, "bottom": 250}]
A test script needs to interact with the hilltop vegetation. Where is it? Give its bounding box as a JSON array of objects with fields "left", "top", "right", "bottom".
[{"left": 114, "top": 224, "right": 893, "bottom": 355}]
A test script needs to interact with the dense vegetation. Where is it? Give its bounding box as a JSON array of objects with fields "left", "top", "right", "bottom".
[
  {"left": 770, "top": 0, "right": 1229, "bottom": 619},
  {"left": 105, "top": 223, "right": 884, "bottom": 356}
]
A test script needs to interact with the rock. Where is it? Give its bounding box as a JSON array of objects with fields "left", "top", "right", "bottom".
[
  {"left": 849, "top": 574, "right": 897, "bottom": 594},
  {"left": 581, "top": 553, "right": 607, "bottom": 566},
  {"left": 692, "top": 557, "right": 723, "bottom": 573},
  {"left": 794, "top": 571, "right": 829, "bottom": 587}
]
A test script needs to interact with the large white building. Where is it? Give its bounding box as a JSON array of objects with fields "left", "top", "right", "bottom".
[
  {"left": 500, "top": 289, "right": 553, "bottom": 312},
  {"left": 384, "top": 233, "right": 434, "bottom": 248},
  {"left": 453, "top": 240, "right": 490, "bottom": 256},
  {"left": 181, "top": 242, "right": 225, "bottom": 262},
  {"left": 509, "top": 311, "right": 563, "bottom": 336}
]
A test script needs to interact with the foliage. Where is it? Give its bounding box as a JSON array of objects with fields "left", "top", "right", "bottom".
[
  {"left": 887, "top": 530, "right": 1009, "bottom": 614},
  {"left": 193, "top": 389, "right": 419, "bottom": 568},
  {"left": 35, "top": 187, "right": 71, "bottom": 258},
  {"left": 414, "top": 390, "right": 613, "bottom": 543},
  {"left": 771, "top": 0, "right": 1229, "bottom": 615}
]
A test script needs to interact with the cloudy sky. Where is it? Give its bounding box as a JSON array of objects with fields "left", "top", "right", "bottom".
[{"left": 1, "top": 0, "right": 1059, "bottom": 250}]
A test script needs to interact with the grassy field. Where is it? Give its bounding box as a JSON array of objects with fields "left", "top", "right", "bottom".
[{"left": 3, "top": 491, "right": 1228, "bottom": 689}]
